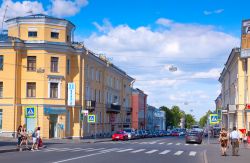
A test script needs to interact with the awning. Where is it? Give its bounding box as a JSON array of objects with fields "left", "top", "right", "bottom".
[{"left": 44, "top": 107, "right": 66, "bottom": 115}]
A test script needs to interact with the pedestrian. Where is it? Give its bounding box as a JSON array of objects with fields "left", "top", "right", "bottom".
[
  {"left": 229, "top": 126, "right": 240, "bottom": 156},
  {"left": 243, "top": 133, "right": 248, "bottom": 148},
  {"left": 20, "top": 127, "right": 29, "bottom": 149},
  {"left": 31, "top": 127, "right": 37, "bottom": 151},
  {"left": 17, "top": 125, "right": 22, "bottom": 148},
  {"left": 36, "top": 127, "right": 41, "bottom": 149},
  {"left": 219, "top": 128, "right": 228, "bottom": 156}
]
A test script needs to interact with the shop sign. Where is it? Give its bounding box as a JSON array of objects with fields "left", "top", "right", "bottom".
[
  {"left": 25, "top": 106, "right": 37, "bottom": 118},
  {"left": 209, "top": 114, "right": 219, "bottom": 124},
  {"left": 87, "top": 115, "right": 95, "bottom": 123},
  {"left": 68, "top": 83, "right": 75, "bottom": 106}
]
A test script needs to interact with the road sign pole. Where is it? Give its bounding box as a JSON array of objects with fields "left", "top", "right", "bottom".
[{"left": 207, "top": 117, "right": 210, "bottom": 144}]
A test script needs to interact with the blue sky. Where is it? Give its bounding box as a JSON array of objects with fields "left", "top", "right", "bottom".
[{"left": 0, "top": 0, "right": 247, "bottom": 119}]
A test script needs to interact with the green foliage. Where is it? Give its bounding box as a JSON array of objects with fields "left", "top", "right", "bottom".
[
  {"left": 185, "top": 114, "right": 196, "bottom": 129},
  {"left": 199, "top": 110, "right": 212, "bottom": 127}
]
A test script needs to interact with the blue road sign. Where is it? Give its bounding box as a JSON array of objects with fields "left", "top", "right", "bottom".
[
  {"left": 25, "top": 106, "right": 37, "bottom": 118},
  {"left": 210, "top": 114, "right": 218, "bottom": 124},
  {"left": 87, "top": 115, "right": 95, "bottom": 123}
]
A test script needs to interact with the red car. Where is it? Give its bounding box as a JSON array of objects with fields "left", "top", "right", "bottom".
[
  {"left": 112, "top": 131, "right": 128, "bottom": 141},
  {"left": 171, "top": 131, "right": 180, "bottom": 136}
]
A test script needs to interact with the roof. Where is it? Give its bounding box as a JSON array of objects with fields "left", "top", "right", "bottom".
[{"left": 5, "top": 13, "right": 75, "bottom": 27}]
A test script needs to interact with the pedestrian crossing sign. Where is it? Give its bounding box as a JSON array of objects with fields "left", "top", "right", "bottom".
[
  {"left": 87, "top": 115, "right": 96, "bottom": 123},
  {"left": 25, "top": 106, "right": 37, "bottom": 118},
  {"left": 209, "top": 114, "right": 218, "bottom": 124}
]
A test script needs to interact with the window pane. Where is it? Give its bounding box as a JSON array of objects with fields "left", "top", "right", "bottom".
[
  {"left": 50, "top": 83, "right": 58, "bottom": 98},
  {"left": 0, "top": 82, "right": 3, "bottom": 98},
  {"left": 27, "top": 82, "right": 36, "bottom": 97},
  {"left": 51, "top": 32, "right": 59, "bottom": 39},
  {"left": 0, "top": 55, "right": 3, "bottom": 70},
  {"left": 67, "top": 59, "right": 70, "bottom": 74},
  {"left": 0, "top": 109, "right": 2, "bottom": 129},
  {"left": 28, "top": 31, "right": 37, "bottom": 37},
  {"left": 51, "top": 57, "right": 59, "bottom": 72},
  {"left": 27, "top": 56, "right": 36, "bottom": 71}
]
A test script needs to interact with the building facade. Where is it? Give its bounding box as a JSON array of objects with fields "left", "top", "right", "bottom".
[
  {"left": 131, "top": 88, "right": 147, "bottom": 130},
  {"left": 0, "top": 14, "right": 134, "bottom": 139}
]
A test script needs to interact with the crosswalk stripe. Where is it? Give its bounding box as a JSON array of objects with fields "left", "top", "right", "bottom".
[
  {"left": 167, "top": 143, "right": 173, "bottom": 145},
  {"left": 117, "top": 149, "right": 133, "bottom": 152},
  {"left": 159, "top": 150, "right": 171, "bottom": 155},
  {"left": 131, "top": 149, "right": 146, "bottom": 153},
  {"left": 86, "top": 148, "right": 106, "bottom": 152},
  {"left": 194, "top": 144, "right": 198, "bottom": 146},
  {"left": 149, "top": 142, "right": 156, "bottom": 144},
  {"left": 176, "top": 143, "right": 181, "bottom": 146},
  {"left": 174, "top": 151, "right": 184, "bottom": 156},
  {"left": 185, "top": 144, "right": 189, "bottom": 146},
  {"left": 189, "top": 151, "right": 196, "bottom": 156},
  {"left": 159, "top": 142, "right": 165, "bottom": 145},
  {"left": 145, "top": 150, "right": 158, "bottom": 154}
]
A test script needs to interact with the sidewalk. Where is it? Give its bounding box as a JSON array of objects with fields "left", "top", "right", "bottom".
[{"left": 0, "top": 137, "right": 111, "bottom": 153}]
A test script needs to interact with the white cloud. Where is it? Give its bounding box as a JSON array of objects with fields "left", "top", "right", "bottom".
[
  {"left": 49, "top": 0, "right": 88, "bottom": 17},
  {"left": 204, "top": 9, "right": 224, "bottom": 15},
  {"left": 191, "top": 68, "right": 222, "bottom": 79},
  {"left": 0, "top": 0, "right": 88, "bottom": 24},
  {"left": 93, "top": 18, "right": 113, "bottom": 33}
]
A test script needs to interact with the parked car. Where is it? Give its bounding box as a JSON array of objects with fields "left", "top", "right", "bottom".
[
  {"left": 112, "top": 131, "right": 128, "bottom": 141},
  {"left": 123, "top": 128, "right": 136, "bottom": 140},
  {"left": 185, "top": 131, "right": 202, "bottom": 144},
  {"left": 171, "top": 130, "right": 180, "bottom": 136},
  {"left": 146, "top": 130, "right": 153, "bottom": 138}
]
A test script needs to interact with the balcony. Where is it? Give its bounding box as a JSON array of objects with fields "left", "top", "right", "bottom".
[
  {"left": 85, "top": 100, "right": 96, "bottom": 112},
  {"left": 106, "top": 103, "right": 121, "bottom": 114}
]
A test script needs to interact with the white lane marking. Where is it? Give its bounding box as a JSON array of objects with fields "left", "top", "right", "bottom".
[
  {"left": 149, "top": 142, "right": 156, "bottom": 144},
  {"left": 69, "top": 148, "right": 94, "bottom": 152},
  {"left": 117, "top": 149, "right": 134, "bottom": 152},
  {"left": 131, "top": 149, "right": 146, "bottom": 153},
  {"left": 132, "top": 142, "right": 139, "bottom": 144},
  {"left": 174, "top": 151, "right": 184, "bottom": 156},
  {"left": 140, "top": 142, "right": 148, "bottom": 144},
  {"left": 194, "top": 144, "right": 198, "bottom": 146},
  {"left": 159, "top": 142, "right": 165, "bottom": 145},
  {"left": 167, "top": 143, "right": 173, "bottom": 145},
  {"left": 176, "top": 143, "right": 181, "bottom": 146},
  {"left": 85, "top": 148, "right": 106, "bottom": 152},
  {"left": 159, "top": 150, "right": 171, "bottom": 155},
  {"left": 52, "top": 148, "right": 118, "bottom": 163},
  {"left": 145, "top": 150, "right": 158, "bottom": 154},
  {"left": 185, "top": 144, "right": 189, "bottom": 146},
  {"left": 189, "top": 151, "right": 197, "bottom": 156}
]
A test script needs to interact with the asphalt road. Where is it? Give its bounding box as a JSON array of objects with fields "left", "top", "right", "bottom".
[{"left": 0, "top": 136, "right": 207, "bottom": 163}]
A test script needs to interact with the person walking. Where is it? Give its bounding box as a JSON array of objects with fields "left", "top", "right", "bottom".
[
  {"left": 36, "top": 127, "right": 41, "bottom": 150},
  {"left": 230, "top": 126, "right": 240, "bottom": 156},
  {"left": 219, "top": 128, "right": 228, "bottom": 156},
  {"left": 20, "top": 127, "right": 29, "bottom": 149},
  {"left": 31, "top": 127, "right": 37, "bottom": 151},
  {"left": 17, "top": 125, "right": 22, "bottom": 148}
]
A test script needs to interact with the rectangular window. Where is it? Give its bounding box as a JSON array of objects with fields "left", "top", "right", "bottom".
[
  {"left": 0, "top": 82, "right": 2, "bottom": 98},
  {"left": 0, "top": 55, "right": 3, "bottom": 70},
  {"left": 51, "top": 32, "right": 59, "bottom": 39},
  {"left": 26, "top": 82, "right": 36, "bottom": 98},
  {"left": 27, "top": 56, "right": 36, "bottom": 71},
  {"left": 85, "top": 65, "right": 89, "bottom": 81},
  {"left": 66, "top": 59, "right": 70, "bottom": 74},
  {"left": 0, "top": 109, "right": 2, "bottom": 130},
  {"left": 99, "top": 90, "right": 101, "bottom": 103},
  {"left": 91, "top": 68, "right": 94, "bottom": 80},
  {"left": 95, "top": 89, "right": 97, "bottom": 101},
  {"left": 50, "top": 83, "right": 58, "bottom": 98},
  {"left": 28, "top": 31, "right": 37, "bottom": 37},
  {"left": 51, "top": 57, "right": 59, "bottom": 72},
  {"left": 96, "top": 70, "right": 99, "bottom": 81}
]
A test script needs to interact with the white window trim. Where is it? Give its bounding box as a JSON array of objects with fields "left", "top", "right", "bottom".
[{"left": 48, "top": 80, "right": 61, "bottom": 99}]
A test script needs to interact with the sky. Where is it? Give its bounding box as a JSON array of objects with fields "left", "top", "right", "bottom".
[{"left": 0, "top": 0, "right": 248, "bottom": 119}]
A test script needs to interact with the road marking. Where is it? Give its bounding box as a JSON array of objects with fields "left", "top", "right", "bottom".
[
  {"left": 167, "top": 143, "right": 173, "bottom": 145},
  {"left": 185, "top": 144, "right": 189, "bottom": 146},
  {"left": 159, "top": 142, "right": 165, "bottom": 145},
  {"left": 85, "top": 148, "right": 106, "bottom": 152},
  {"left": 131, "top": 149, "right": 146, "bottom": 153},
  {"left": 189, "top": 151, "right": 197, "bottom": 156},
  {"left": 194, "top": 144, "right": 198, "bottom": 146},
  {"left": 176, "top": 143, "right": 181, "bottom": 145},
  {"left": 52, "top": 148, "right": 118, "bottom": 163},
  {"left": 70, "top": 148, "right": 94, "bottom": 152},
  {"left": 149, "top": 142, "right": 156, "bottom": 144},
  {"left": 145, "top": 150, "right": 158, "bottom": 154},
  {"left": 174, "top": 151, "right": 184, "bottom": 156},
  {"left": 117, "top": 149, "right": 134, "bottom": 152},
  {"left": 140, "top": 142, "right": 148, "bottom": 144},
  {"left": 159, "top": 150, "right": 171, "bottom": 155}
]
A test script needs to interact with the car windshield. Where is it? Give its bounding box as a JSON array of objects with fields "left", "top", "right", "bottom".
[
  {"left": 123, "top": 129, "right": 132, "bottom": 132},
  {"left": 116, "top": 131, "right": 124, "bottom": 134}
]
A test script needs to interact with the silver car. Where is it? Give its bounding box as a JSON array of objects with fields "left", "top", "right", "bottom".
[{"left": 123, "top": 128, "right": 136, "bottom": 140}]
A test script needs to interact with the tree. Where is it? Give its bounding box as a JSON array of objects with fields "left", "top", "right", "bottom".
[
  {"left": 171, "top": 105, "right": 183, "bottom": 127},
  {"left": 160, "top": 106, "right": 173, "bottom": 129},
  {"left": 185, "top": 114, "right": 196, "bottom": 129},
  {"left": 199, "top": 110, "right": 212, "bottom": 127}
]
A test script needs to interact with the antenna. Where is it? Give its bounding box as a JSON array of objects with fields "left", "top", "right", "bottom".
[{"left": 1, "top": 5, "right": 8, "bottom": 34}]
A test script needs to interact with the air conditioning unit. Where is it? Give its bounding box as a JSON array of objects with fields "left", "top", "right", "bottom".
[{"left": 37, "top": 68, "right": 45, "bottom": 73}]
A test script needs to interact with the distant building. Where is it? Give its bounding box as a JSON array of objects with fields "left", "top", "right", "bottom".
[{"left": 131, "top": 89, "right": 147, "bottom": 129}]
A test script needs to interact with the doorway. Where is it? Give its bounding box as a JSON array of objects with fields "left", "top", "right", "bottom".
[{"left": 49, "top": 115, "right": 58, "bottom": 138}]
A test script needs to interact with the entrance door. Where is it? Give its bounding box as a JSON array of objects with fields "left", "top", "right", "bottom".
[
  {"left": 26, "top": 118, "right": 36, "bottom": 134},
  {"left": 49, "top": 115, "right": 58, "bottom": 138}
]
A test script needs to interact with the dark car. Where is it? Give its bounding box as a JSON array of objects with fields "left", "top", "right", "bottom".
[{"left": 185, "top": 131, "right": 202, "bottom": 144}]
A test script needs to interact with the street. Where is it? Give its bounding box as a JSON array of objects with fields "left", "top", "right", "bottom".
[{"left": 0, "top": 137, "right": 207, "bottom": 163}]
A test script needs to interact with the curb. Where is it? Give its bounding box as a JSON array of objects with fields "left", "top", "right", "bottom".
[{"left": 0, "top": 148, "right": 18, "bottom": 153}]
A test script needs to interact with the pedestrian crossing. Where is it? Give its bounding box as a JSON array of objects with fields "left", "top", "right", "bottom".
[
  {"left": 100, "top": 141, "right": 201, "bottom": 146},
  {"left": 41, "top": 147, "right": 198, "bottom": 157}
]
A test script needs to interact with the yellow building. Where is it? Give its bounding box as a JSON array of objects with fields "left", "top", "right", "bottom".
[{"left": 0, "top": 14, "right": 134, "bottom": 139}]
